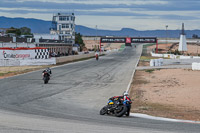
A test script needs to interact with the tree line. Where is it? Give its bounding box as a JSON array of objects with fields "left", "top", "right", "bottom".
[{"left": 6, "top": 27, "right": 33, "bottom": 37}]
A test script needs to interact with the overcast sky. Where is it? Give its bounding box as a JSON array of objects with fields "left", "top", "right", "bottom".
[{"left": 0, "top": 0, "right": 200, "bottom": 30}]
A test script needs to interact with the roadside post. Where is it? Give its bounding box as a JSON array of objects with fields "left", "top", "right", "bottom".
[
  {"left": 156, "top": 39, "right": 158, "bottom": 53},
  {"left": 99, "top": 38, "right": 101, "bottom": 53}
]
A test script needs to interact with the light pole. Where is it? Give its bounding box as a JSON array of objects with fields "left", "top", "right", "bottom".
[
  {"left": 95, "top": 25, "right": 98, "bottom": 51},
  {"left": 197, "top": 41, "right": 199, "bottom": 56},
  {"left": 166, "top": 25, "right": 168, "bottom": 44}
]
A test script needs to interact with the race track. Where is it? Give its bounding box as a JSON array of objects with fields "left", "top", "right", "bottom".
[{"left": 0, "top": 45, "right": 199, "bottom": 133}]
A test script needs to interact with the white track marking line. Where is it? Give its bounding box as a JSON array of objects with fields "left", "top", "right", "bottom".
[
  {"left": 126, "top": 45, "right": 142, "bottom": 93},
  {"left": 131, "top": 113, "right": 200, "bottom": 124}
]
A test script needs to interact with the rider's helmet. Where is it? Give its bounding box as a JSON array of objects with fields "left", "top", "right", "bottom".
[{"left": 123, "top": 91, "right": 129, "bottom": 96}]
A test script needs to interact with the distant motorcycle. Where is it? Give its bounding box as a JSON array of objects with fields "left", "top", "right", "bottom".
[
  {"left": 100, "top": 97, "right": 128, "bottom": 117},
  {"left": 95, "top": 54, "right": 99, "bottom": 60},
  {"left": 42, "top": 68, "right": 51, "bottom": 84},
  {"left": 42, "top": 71, "right": 50, "bottom": 84}
]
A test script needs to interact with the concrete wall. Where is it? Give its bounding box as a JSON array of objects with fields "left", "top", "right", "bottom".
[
  {"left": 0, "top": 42, "right": 36, "bottom": 48},
  {"left": 0, "top": 50, "right": 115, "bottom": 66},
  {"left": 192, "top": 62, "right": 200, "bottom": 70},
  {"left": 56, "top": 53, "right": 95, "bottom": 64},
  {"left": 0, "top": 58, "right": 56, "bottom": 66},
  {"left": 151, "top": 52, "right": 200, "bottom": 59}
]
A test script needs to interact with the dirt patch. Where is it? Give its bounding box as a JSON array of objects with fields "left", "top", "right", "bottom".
[
  {"left": 172, "top": 43, "right": 200, "bottom": 56},
  {"left": 147, "top": 43, "right": 200, "bottom": 56},
  {"left": 147, "top": 43, "right": 172, "bottom": 53},
  {"left": 130, "top": 69, "right": 200, "bottom": 121},
  {"left": 0, "top": 65, "right": 53, "bottom": 79},
  {"left": 138, "top": 61, "right": 149, "bottom": 67}
]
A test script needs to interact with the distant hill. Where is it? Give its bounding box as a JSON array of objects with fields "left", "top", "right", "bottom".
[
  {"left": 0, "top": 16, "right": 51, "bottom": 33},
  {"left": 0, "top": 16, "right": 200, "bottom": 38}
]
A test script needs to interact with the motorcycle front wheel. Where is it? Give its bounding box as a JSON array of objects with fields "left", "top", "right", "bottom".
[{"left": 125, "top": 105, "right": 131, "bottom": 116}]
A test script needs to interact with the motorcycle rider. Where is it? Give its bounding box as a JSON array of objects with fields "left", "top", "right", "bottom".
[
  {"left": 123, "top": 91, "right": 132, "bottom": 116},
  {"left": 95, "top": 51, "right": 99, "bottom": 60},
  {"left": 123, "top": 91, "right": 131, "bottom": 101},
  {"left": 108, "top": 91, "right": 132, "bottom": 116},
  {"left": 42, "top": 67, "right": 52, "bottom": 78},
  {"left": 109, "top": 92, "right": 131, "bottom": 102}
]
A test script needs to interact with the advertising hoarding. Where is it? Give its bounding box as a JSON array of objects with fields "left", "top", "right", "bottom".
[{"left": 101, "top": 37, "right": 157, "bottom": 43}]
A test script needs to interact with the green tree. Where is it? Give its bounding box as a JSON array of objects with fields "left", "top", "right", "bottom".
[
  {"left": 75, "top": 32, "right": 85, "bottom": 51},
  {"left": 6, "top": 27, "right": 32, "bottom": 37},
  {"left": 6, "top": 27, "right": 21, "bottom": 36},
  {"left": 20, "top": 27, "right": 32, "bottom": 35}
]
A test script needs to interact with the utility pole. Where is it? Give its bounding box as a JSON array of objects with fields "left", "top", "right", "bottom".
[
  {"left": 197, "top": 41, "right": 199, "bottom": 56},
  {"left": 166, "top": 25, "right": 168, "bottom": 44},
  {"left": 95, "top": 25, "right": 98, "bottom": 51}
]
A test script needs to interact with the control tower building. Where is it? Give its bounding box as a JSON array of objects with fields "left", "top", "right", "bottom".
[{"left": 50, "top": 13, "right": 75, "bottom": 44}]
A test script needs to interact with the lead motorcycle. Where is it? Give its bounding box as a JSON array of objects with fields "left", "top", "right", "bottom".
[{"left": 100, "top": 96, "right": 131, "bottom": 117}]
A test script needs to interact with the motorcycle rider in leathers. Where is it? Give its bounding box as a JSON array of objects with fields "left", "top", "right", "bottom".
[
  {"left": 108, "top": 91, "right": 132, "bottom": 116},
  {"left": 42, "top": 68, "right": 52, "bottom": 78}
]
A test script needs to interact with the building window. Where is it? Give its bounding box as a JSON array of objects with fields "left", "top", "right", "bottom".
[
  {"left": 62, "top": 24, "right": 69, "bottom": 28},
  {"left": 59, "top": 16, "right": 67, "bottom": 21},
  {"left": 66, "top": 32, "right": 70, "bottom": 34}
]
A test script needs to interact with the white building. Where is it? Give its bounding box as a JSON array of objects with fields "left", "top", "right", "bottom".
[
  {"left": 50, "top": 13, "right": 75, "bottom": 45},
  {"left": 34, "top": 34, "right": 59, "bottom": 40},
  {"left": 178, "top": 23, "right": 187, "bottom": 52}
]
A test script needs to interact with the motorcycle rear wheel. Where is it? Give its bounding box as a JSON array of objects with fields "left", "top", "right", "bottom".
[
  {"left": 44, "top": 77, "right": 48, "bottom": 84},
  {"left": 100, "top": 106, "right": 108, "bottom": 115}
]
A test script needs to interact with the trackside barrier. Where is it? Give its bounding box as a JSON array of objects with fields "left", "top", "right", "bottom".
[
  {"left": 56, "top": 52, "right": 108, "bottom": 64},
  {"left": 0, "top": 51, "right": 108, "bottom": 66},
  {"left": 151, "top": 52, "right": 200, "bottom": 59},
  {"left": 0, "top": 58, "right": 56, "bottom": 66},
  {"left": 56, "top": 53, "right": 95, "bottom": 64},
  {"left": 150, "top": 58, "right": 163, "bottom": 67},
  {"left": 192, "top": 62, "right": 200, "bottom": 70}
]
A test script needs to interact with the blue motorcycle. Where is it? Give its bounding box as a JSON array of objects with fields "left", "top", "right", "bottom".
[{"left": 100, "top": 97, "right": 131, "bottom": 117}]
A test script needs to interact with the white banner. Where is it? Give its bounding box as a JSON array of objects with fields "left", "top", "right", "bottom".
[{"left": 0, "top": 50, "right": 35, "bottom": 59}]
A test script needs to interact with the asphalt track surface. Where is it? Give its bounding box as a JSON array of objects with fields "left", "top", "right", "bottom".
[{"left": 0, "top": 45, "right": 200, "bottom": 132}]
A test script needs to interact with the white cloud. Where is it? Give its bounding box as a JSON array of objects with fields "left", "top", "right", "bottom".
[
  {"left": 75, "top": 15, "right": 200, "bottom": 30},
  {"left": 1, "top": 0, "right": 200, "bottom": 30}
]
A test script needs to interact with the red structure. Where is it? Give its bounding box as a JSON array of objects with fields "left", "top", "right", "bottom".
[{"left": 156, "top": 39, "right": 158, "bottom": 53}]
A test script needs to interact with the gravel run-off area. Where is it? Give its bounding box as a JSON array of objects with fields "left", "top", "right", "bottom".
[{"left": 130, "top": 43, "right": 200, "bottom": 121}]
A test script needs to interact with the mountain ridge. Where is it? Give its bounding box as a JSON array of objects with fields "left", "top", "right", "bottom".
[{"left": 0, "top": 16, "right": 200, "bottom": 38}]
